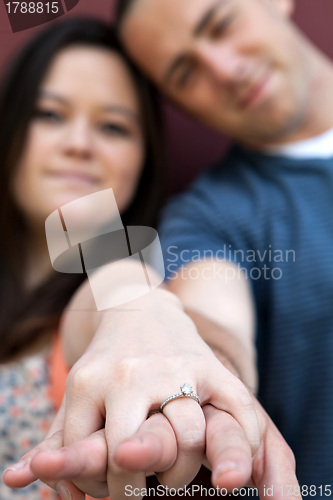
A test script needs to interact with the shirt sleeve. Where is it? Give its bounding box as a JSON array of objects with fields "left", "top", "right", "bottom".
[{"left": 158, "top": 175, "right": 250, "bottom": 282}]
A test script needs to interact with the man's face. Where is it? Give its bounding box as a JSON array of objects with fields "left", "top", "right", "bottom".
[{"left": 121, "top": 0, "right": 311, "bottom": 147}]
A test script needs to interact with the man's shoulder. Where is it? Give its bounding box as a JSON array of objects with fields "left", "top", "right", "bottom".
[
  {"left": 166, "top": 146, "right": 258, "bottom": 210},
  {"left": 160, "top": 146, "right": 262, "bottom": 231}
]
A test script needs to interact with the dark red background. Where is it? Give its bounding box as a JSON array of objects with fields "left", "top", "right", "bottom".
[{"left": 0, "top": 0, "right": 332, "bottom": 194}]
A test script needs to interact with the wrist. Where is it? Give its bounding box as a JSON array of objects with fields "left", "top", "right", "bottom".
[{"left": 185, "top": 309, "right": 258, "bottom": 394}]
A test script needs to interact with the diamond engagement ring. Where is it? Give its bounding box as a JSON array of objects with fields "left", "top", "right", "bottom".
[{"left": 160, "top": 384, "right": 201, "bottom": 411}]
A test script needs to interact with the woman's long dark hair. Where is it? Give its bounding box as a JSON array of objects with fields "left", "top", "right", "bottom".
[{"left": 0, "top": 17, "right": 165, "bottom": 362}]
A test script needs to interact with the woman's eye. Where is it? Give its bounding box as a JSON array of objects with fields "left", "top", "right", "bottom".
[
  {"left": 34, "top": 109, "right": 63, "bottom": 122},
  {"left": 100, "top": 123, "right": 130, "bottom": 136}
]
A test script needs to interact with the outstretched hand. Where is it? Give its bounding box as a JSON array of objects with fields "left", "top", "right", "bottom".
[
  {"left": 3, "top": 286, "right": 300, "bottom": 499},
  {"left": 4, "top": 394, "right": 300, "bottom": 500}
]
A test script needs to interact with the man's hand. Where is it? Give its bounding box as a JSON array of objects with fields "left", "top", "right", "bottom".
[{"left": 3, "top": 409, "right": 177, "bottom": 500}]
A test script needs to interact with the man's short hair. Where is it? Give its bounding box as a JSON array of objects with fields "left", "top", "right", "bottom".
[{"left": 116, "top": 0, "right": 135, "bottom": 29}]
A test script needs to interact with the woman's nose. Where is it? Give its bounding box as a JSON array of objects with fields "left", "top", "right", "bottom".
[{"left": 62, "top": 118, "right": 94, "bottom": 159}]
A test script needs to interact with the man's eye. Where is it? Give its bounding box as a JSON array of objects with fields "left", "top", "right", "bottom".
[
  {"left": 211, "top": 16, "right": 234, "bottom": 38},
  {"left": 34, "top": 109, "right": 63, "bottom": 122},
  {"left": 100, "top": 123, "right": 130, "bottom": 136},
  {"left": 177, "top": 65, "right": 196, "bottom": 88}
]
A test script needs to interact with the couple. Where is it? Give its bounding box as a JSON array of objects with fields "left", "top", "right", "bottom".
[{"left": 3, "top": 0, "right": 333, "bottom": 499}]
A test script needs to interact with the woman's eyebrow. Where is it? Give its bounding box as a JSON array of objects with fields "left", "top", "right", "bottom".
[
  {"left": 38, "top": 89, "right": 68, "bottom": 105},
  {"left": 101, "top": 105, "right": 140, "bottom": 123},
  {"left": 37, "top": 92, "right": 140, "bottom": 123}
]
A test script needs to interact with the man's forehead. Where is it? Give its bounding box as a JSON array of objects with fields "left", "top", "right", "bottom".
[
  {"left": 126, "top": 0, "right": 226, "bottom": 32},
  {"left": 122, "top": 0, "right": 225, "bottom": 80}
]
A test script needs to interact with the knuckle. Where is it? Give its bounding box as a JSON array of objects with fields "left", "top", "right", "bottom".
[
  {"left": 232, "top": 380, "right": 254, "bottom": 410},
  {"left": 66, "top": 355, "right": 142, "bottom": 394},
  {"left": 65, "top": 363, "right": 95, "bottom": 394},
  {"left": 108, "top": 456, "right": 130, "bottom": 477},
  {"left": 111, "top": 356, "right": 142, "bottom": 385}
]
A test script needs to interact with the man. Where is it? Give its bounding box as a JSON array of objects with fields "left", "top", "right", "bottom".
[
  {"left": 116, "top": 0, "right": 333, "bottom": 492},
  {"left": 4, "top": 0, "right": 332, "bottom": 498}
]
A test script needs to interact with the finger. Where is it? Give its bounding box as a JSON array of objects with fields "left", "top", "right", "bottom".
[
  {"left": 48, "top": 480, "right": 85, "bottom": 500},
  {"left": 3, "top": 397, "right": 68, "bottom": 490},
  {"left": 252, "top": 407, "right": 301, "bottom": 500},
  {"left": 3, "top": 427, "right": 107, "bottom": 499},
  {"left": 63, "top": 368, "right": 105, "bottom": 446},
  {"left": 2, "top": 434, "right": 85, "bottom": 500},
  {"left": 30, "top": 429, "right": 107, "bottom": 481},
  {"left": 203, "top": 405, "right": 252, "bottom": 491},
  {"left": 31, "top": 429, "right": 109, "bottom": 498},
  {"left": 114, "top": 412, "right": 177, "bottom": 473},
  {"left": 3, "top": 430, "right": 64, "bottom": 488},
  {"left": 106, "top": 397, "right": 150, "bottom": 500},
  {"left": 157, "top": 397, "right": 205, "bottom": 488},
  {"left": 47, "top": 396, "right": 66, "bottom": 436},
  {"left": 207, "top": 364, "right": 260, "bottom": 453},
  {"left": 63, "top": 394, "right": 104, "bottom": 446}
]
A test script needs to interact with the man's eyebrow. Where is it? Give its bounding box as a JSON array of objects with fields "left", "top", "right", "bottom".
[
  {"left": 163, "top": 0, "right": 224, "bottom": 85},
  {"left": 163, "top": 55, "right": 190, "bottom": 86},
  {"left": 194, "top": 0, "right": 224, "bottom": 36}
]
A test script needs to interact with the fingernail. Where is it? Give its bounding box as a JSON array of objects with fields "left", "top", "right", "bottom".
[
  {"left": 56, "top": 483, "right": 72, "bottom": 500},
  {"left": 213, "top": 462, "right": 239, "bottom": 482},
  {"left": 4, "top": 461, "right": 27, "bottom": 473}
]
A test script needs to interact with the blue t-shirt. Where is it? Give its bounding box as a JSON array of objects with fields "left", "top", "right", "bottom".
[{"left": 159, "top": 145, "right": 333, "bottom": 489}]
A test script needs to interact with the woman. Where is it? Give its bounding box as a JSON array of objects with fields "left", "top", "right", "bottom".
[
  {"left": 2, "top": 15, "right": 275, "bottom": 500},
  {"left": 0, "top": 17, "right": 164, "bottom": 499}
]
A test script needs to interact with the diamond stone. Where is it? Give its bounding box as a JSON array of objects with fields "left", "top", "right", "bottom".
[{"left": 181, "top": 384, "right": 192, "bottom": 395}]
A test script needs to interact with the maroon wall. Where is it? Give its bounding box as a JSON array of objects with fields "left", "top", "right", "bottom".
[{"left": 0, "top": 0, "right": 332, "bottom": 193}]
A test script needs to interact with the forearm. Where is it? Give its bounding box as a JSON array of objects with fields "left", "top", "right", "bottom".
[
  {"left": 185, "top": 308, "right": 258, "bottom": 393},
  {"left": 61, "top": 258, "right": 258, "bottom": 394},
  {"left": 168, "top": 260, "right": 258, "bottom": 393}
]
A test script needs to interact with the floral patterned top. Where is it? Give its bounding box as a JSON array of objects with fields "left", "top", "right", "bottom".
[{"left": 0, "top": 348, "right": 59, "bottom": 500}]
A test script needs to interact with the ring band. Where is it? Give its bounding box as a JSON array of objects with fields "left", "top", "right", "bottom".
[{"left": 160, "top": 384, "right": 201, "bottom": 411}]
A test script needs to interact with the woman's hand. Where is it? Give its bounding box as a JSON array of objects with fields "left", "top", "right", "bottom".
[
  {"left": 3, "top": 397, "right": 300, "bottom": 500},
  {"left": 58, "top": 286, "right": 260, "bottom": 495},
  {"left": 3, "top": 283, "right": 261, "bottom": 498},
  {"left": 2, "top": 263, "right": 298, "bottom": 499}
]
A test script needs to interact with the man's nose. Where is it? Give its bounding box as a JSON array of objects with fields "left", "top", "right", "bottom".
[
  {"left": 62, "top": 118, "right": 94, "bottom": 159},
  {"left": 198, "top": 44, "right": 251, "bottom": 86}
]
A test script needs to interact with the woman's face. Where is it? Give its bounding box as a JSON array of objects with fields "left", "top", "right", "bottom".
[{"left": 13, "top": 45, "right": 145, "bottom": 226}]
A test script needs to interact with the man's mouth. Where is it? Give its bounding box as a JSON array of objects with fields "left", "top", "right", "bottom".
[{"left": 239, "top": 72, "right": 272, "bottom": 110}]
